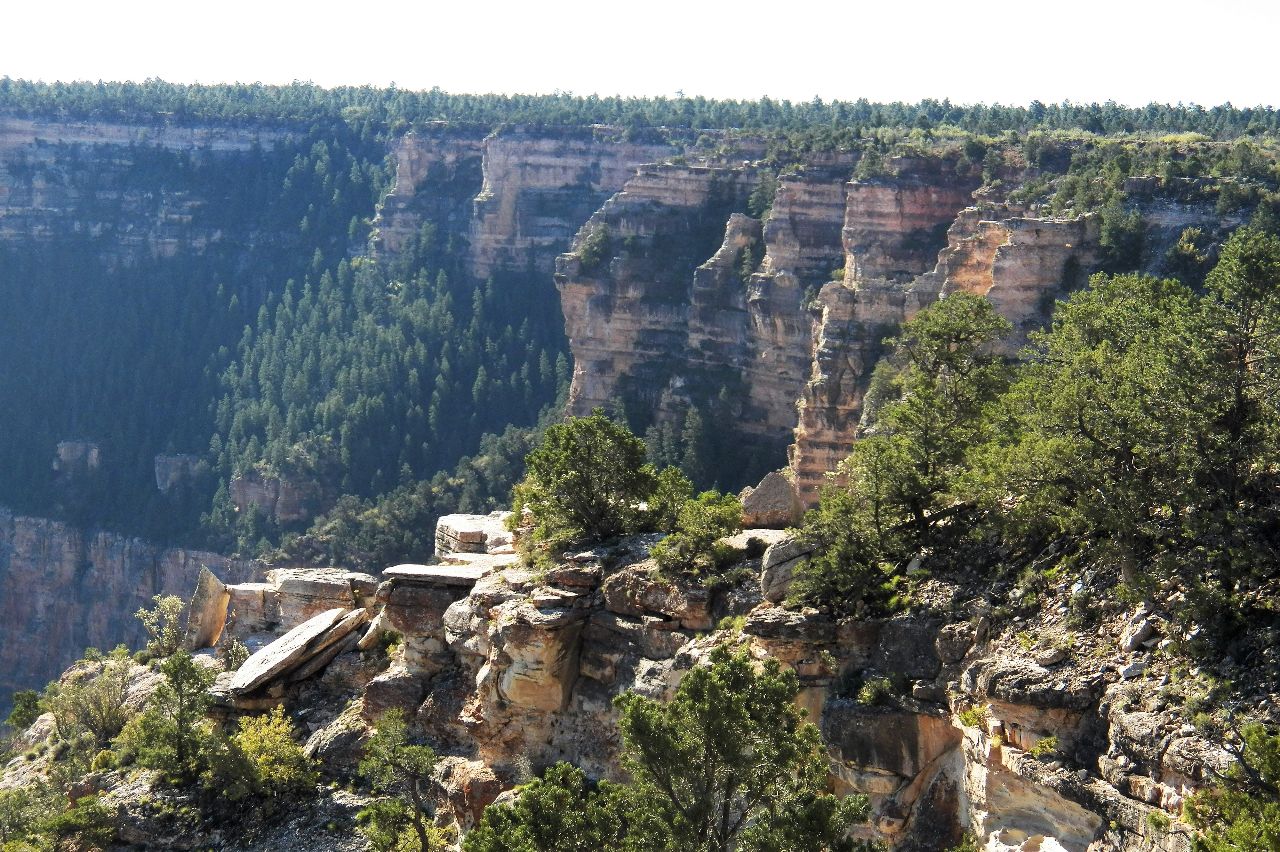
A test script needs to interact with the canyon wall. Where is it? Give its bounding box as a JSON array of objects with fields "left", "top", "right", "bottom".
[
  {"left": 374, "top": 126, "right": 671, "bottom": 280},
  {"left": 0, "top": 115, "right": 289, "bottom": 260},
  {"left": 0, "top": 508, "right": 261, "bottom": 700},
  {"left": 552, "top": 151, "right": 1104, "bottom": 498}
]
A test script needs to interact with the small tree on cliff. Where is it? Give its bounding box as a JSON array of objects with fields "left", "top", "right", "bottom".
[
  {"left": 616, "top": 645, "right": 870, "bottom": 852},
  {"left": 118, "top": 650, "right": 215, "bottom": 785},
  {"left": 467, "top": 646, "right": 870, "bottom": 852},
  {"left": 357, "top": 709, "right": 451, "bottom": 852},
  {"left": 510, "top": 409, "right": 657, "bottom": 550}
]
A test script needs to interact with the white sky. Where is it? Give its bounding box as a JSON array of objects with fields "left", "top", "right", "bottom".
[{"left": 5, "top": 0, "right": 1277, "bottom": 108}]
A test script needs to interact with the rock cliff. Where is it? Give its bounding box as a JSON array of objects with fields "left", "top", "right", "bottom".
[
  {"left": 551, "top": 152, "right": 1107, "bottom": 499},
  {"left": 139, "top": 513, "right": 1256, "bottom": 852},
  {"left": 373, "top": 126, "right": 670, "bottom": 281},
  {"left": 0, "top": 115, "right": 288, "bottom": 261},
  {"left": 0, "top": 507, "right": 260, "bottom": 700}
]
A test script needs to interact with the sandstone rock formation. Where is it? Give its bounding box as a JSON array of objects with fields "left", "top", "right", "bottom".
[
  {"left": 374, "top": 126, "right": 669, "bottom": 282},
  {"left": 229, "top": 470, "right": 324, "bottom": 525}
]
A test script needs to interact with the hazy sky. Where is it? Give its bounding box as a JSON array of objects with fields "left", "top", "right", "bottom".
[{"left": 6, "top": 0, "right": 1277, "bottom": 107}]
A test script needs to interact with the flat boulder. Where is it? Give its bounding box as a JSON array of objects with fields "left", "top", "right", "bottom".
[
  {"left": 230, "top": 607, "right": 348, "bottom": 694},
  {"left": 383, "top": 563, "right": 489, "bottom": 587}
]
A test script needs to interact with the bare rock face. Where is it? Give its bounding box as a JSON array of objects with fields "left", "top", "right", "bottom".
[
  {"left": 556, "top": 157, "right": 872, "bottom": 489},
  {"left": 229, "top": 607, "right": 367, "bottom": 695},
  {"left": 556, "top": 163, "right": 756, "bottom": 420},
  {"left": 930, "top": 207, "right": 1100, "bottom": 348},
  {"left": 0, "top": 508, "right": 260, "bottom": 700},
  {"left": 601, "top": 564, "right": 712, "bottom": 631},
  {"left": 0, "top": 116, "right": 288, "bottom": 261},
  {"left": 468, "top": 129, "right": 672, "bottom": 280},
  {"left": 788, "top": 158, "right": 980, "bottom": 501},
  {"left": 229, "top": 470, "right": 323, "bottom": 525},
  {"left": 375, "top": 126, "right": 668, "bottom": 283},
  {"left": 744, "top": 159, "right": 855, "bottom": 441},
  {"left": 759, "top": 537, "right": 814, "bottom": 603},
  {"left": 153, "top": 454, "right": 203, "bottom": 494},
  {"left": 373, "top": 126, "right": 486, "bottom": 258},
  {"left": 183, "top": 566, "right": 230, "bottom": 650}
]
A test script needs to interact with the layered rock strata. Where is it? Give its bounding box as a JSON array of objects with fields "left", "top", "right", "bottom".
[
  {"left": 468, "top": 129, "right": 672, "bottom": 280},
  {"left": 0, "top": 115, "right": 287, "bottom": 260},
  {"left": 182, "top": 524, "right": 1232, "bottom": 852},
  {"left": 374, "top": 126, "right": 670, "bottom": 280}
]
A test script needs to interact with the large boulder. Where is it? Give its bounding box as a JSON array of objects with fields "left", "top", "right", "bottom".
[
  {"left": 602, "top": 565, "right": 711, "bottom": 630},
  {"left": 759, "top": 537, "right": 815, "bottom": 603},
  {"left": 739, "top": 471, "right": 803, "bottom": 529},
  {"left": 183, "top": 566, "right": 230, "bottom": 650}
]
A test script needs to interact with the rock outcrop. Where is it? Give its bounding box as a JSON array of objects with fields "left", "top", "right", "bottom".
[
  {"left": 229, "top": 470, "right": 325, "bottom": 525},
  {"left": 468, "top": 128, "right": 672, "bottom": 280}
]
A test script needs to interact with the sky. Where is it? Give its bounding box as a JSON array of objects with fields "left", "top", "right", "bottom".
[{"left": 5, "top": 0, "right": 1278, "bottom": 108}]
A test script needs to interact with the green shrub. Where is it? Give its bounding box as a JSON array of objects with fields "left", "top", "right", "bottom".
[
  {"left": 958, "top": 706, "right": 989, "bottom": 729},
  {"left": 1028, "top": 735, "right": 1058, "bottom": 758},
  {"left": 576, "top": 224, "right": 612, "bottom": 273},
  {"left": 220, "top": 638, "right": 250, "bottom": 672},
  {"left": 135, "top": 594, "right": 186, "bottom": 659},
  {"left": 651, "top": 490, "right": 742, "bottom": 578},
  {"left": 44, "top": 655, "right": 134, "bottom": 748},
  {"left": 230, "top": 706, "right": 317, "bottom": 799},
  {"left": 1185, "top": 723, "right": 1280, "bottom": 851},
  {"left": 40, "top": 795, "right": 115, "bottom": 849},
  {"left": 4, "top": 690, "right": 40, "bottom": 733},
  {"left": 856, "top": 677, "right": 893, "bottom": 706},
  {"left": 358, "top": 709, "right": 440, "bottom": 852}
]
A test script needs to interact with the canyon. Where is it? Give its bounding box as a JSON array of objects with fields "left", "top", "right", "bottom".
[{"left": 0, "top": 112, "right": 1261, "bottom": 850}]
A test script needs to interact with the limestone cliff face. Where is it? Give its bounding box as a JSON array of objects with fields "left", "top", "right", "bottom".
[
  {"left": 555, "top": 163, "right": 757, "bottom": 422},
  {"left": 556, "top": 159, "right": 868, "bottom": 485},
  {"left": 0, "top": 115, "right": 287, "bottom": 261},
  {"left": 0, "top": 508, "right": 260, "bottom": 699},
  {"left": 552, "top": 153, "right": 1111, "bottom": 497},
  {"left": 468, "top": 129, "right": 671, "bottom": 280},
  {"left": 744, "top": 159, "right": 855, "bottom": 444},
  {"left": 374, "top": 126, "right": 669, "bottom": 281},
  {"left": 372, "top": 125, "right": 487, "bottom": 257}
]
